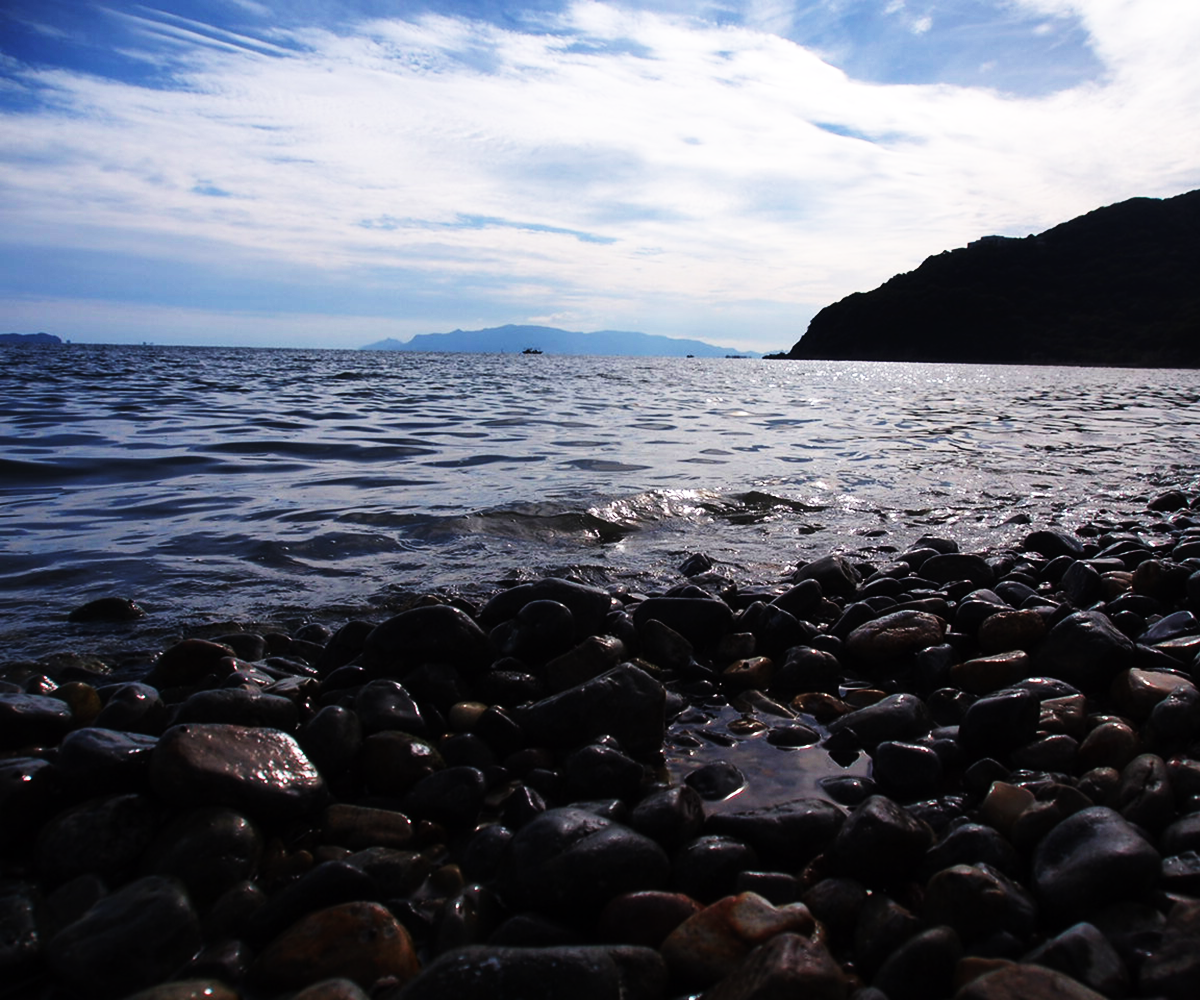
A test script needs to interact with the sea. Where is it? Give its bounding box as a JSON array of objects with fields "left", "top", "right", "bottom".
[{"left": 3, "top": 343, "right": 1200, "bottom": 666}]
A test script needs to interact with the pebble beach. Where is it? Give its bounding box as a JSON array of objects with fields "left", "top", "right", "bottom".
[{"left": 4, "top": 487, "right": 1200, "bottom": 1000}]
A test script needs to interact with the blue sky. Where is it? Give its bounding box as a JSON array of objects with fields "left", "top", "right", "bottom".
[{"left": 2, "top": 1, "right": 1198, "bottom": 352}]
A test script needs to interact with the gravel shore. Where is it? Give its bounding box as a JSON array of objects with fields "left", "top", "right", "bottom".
[{"left": 3, "top": 487, "right": 1200, "bottom": 1000}]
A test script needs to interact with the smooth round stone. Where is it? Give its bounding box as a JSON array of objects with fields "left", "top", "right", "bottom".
[
  {"left": 706, "top": 798, "right": 846, "bottom": 870},
  {"left": 94, "top": 682, "right": 169, "bottom": 735},
  {"left": 0, "top": 757, "right": 62, "bottom": 851},
  {"left": 54, "top": 681, "right": 102, "bottom": 726},
  {"left": 834, "top": 795, "right": 934, "bottom": 886},
  {"left": 853, "top": 892, "right": 922, "bottom": 979},
  {"left": 765, "top": 722, "right": 820, "bottom": 747},
  {"left": 298, "top": 705, "right": 363, "bottom": 779},
  {"left": 977, "top": 610, "right": 1049, "bottom": 655},
  {"left": 957, "top": 689, "right": 1040, "bottom": 760},
  {"left": 514, "top": 663, "right": 666, "bottom": 758},
  {"left": 920, "top": 553, "right": 994, "bottom": 587},
  {"left": 636, "top": 618, "right": 694, "bottom": 671},
  {"left": 1162, "top": 812, "right": 1200, "bottom": 855},
  {"left": 353, "top": 679, "right": 426, "bottom": 737},
  {"left": 920, "top": 822, "right": 1021, "bottom": 880},
  {"left": 360, "top": 730, "right": 443, "bottom": 796},
  {"left": 544, "top": 635, "right": 629, "bottom": 693},
  {"left": 770, "top": 646, "right": 841, "bottom": 698},
  {"left": 564, "top": 743, "right": 644, "bottom": 802},
  {"left": 872, "top": 741, "right": 944, "bottom": 801},
  {"left": 845, "top": 610, "right": 947, "bottom": 671},
  {"left": 871, "top": 924, "right": 963, "bottom": 1000},
  {"left": 36, "top": 792, "right": 161, "bottom": 886},
  {"left": 47, "top": 875, "right": 203, "bottom": 999},
  {"left": 722, "top": 655, "right": 775, "bottom": 690},
  {"left": 922, "top": 863, "right": 1037, "bottom": 946},
  {"left": 791, "top": 554, "right": 860, "bottom": 598},
  {"left": 499, "top": 807, "right": 670, "bottom": 921},
  {"left": 632, "top": 596, "right": 734, "bottom": 652},
  {"left": 360, "top": 604, "right": 492, "bottom": 677},
  {"left": 1032, "top": 611, "right": 1135, "bottom": 691},
  {"left": 1076, "top": 719, "right": 1140, "bottom": 772},
  {"left": 1032, "top": 806, "right": 1161, "bottom": 916},
  {"left": 251, "top": 901, "right": 419, "bottom": 991},
  {"left": 629, "top": 785, "right": 705, "bottom": 851},
  {"left": 344, "top": 846, "right": 433, "bottom": 898},
  {"left": 1009, "top": 733, "right": 1079, "bottom": 773},
  {"left": 479, "top": 578, "right": 617, "bottom": 638},
  {"left": 68, "top": 596, "right": 147, "bottom": 623},
  {"left": 660, "top": 891, "right": 816, "bottom": 989},
  {"left": 702, "top": 932, "right": 846, "bottom": 1000},
  {"left": 1110, "top": 667, "right": 1197, "bottom": 721},
  {"left": 826, "top": 692, "right": 933, "bottom": 751},
  {"left": 801, "top": 876, "right": 868, "bottom": 946},
  {"left": 0, "top": 693, "right": 74, "bottom": 750},
  {"left": 146, "top": 638, "right": 236, "bottom": 688},
  {"left": 685, "top": 760, "right": 747, "bottom": 801},
  {"left": 150, "top": 723, "right": 328, "bottom": 821},
  {"left": 398, "top": 944, "right": 664, "bottom": 1000},
  {"left": 1021, "top": 921, "right": 1129, "bottom": 998},
  {"left": 55, "top": 727, "right": 156, "bottom": 793},
  {"left": 493, "top": 599, "right": 577, "bottom": 664},
  {"left": 1037, "top": 694, "right": 1088, "bottom": 738},
  {"left": 956, "top": 962, "right": 1110, "bottom": 999},
  {"left": 401, "top": 766, "right": 486, "bottom": 830},
  {"left": 1112, "top": 753, "right": 1174, "bottom": 832},
  {"left": 245, "top": 860, "right": 379, "bottom": 949},
  {"left": 1024, "top": 530, "right": 1087, "bottom": 559},
  {"left": 596, "top": 891, "right": 703, "bottom": 948},
  {"left": 672, "top": 835, "right": 759, "bottom": 903},
  {"left": 1061, "top": 560, "right": 1104, "bottom": 606},
  {"left": 737, "top": 602, "right": 809, "bottom": 660},
  {"left": 139, "top": 806, "right": 261, "bottom": 906}
]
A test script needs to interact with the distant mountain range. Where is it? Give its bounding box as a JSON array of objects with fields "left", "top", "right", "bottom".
[
  {"left": 362, "top": 324, "right": 760, "bottom": 358},
  {"left": 784, "top": 189, "right": 1200, "bottom": 368}
]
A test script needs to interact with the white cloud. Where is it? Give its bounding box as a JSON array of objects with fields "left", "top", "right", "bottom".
[{"left": 1, "top": 0, "right": 1199, "bottom": 350}]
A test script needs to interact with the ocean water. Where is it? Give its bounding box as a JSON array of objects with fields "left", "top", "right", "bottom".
[{"left": 3, "top": 343, "right": 1199, "bottom": 663}]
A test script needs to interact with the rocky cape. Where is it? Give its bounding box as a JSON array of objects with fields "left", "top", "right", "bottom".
[
  {"left": 362, "top": 325, "right": 760, "bottom": 358},
  {"left": 786, "top": 189, "right": 1200, "bottom": 367}
]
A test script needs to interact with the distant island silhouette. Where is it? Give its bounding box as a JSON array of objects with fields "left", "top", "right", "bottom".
[
  {"left": 783, "top": 189, "right": 1200, "bottom": 367},
  {"left": 1, "top": 332, "right": 62, "bottom": 346},
  {"left": 362, "top": 324, "right": 761, "bottom": 358}
]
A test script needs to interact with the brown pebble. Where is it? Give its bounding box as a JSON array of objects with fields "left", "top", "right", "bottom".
[
  {"left": 322, "top": 804, "right": 413, "bottom": 851},
  {"left": 953, "top": 961, "right": 1107, "bottom": 999},
  {"left": 251, "top": 901, "right": 420, "bottom": 991},
  {"left": 950, "top": 651, "right": 1031, "bottom": 694},
  {"left": 976, "top": 610, "right": 1047, "bottom": 654}
]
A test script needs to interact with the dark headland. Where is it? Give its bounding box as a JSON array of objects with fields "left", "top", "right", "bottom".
[{"left": 784, "top": 189, "right": 1200, "bottom": 367}]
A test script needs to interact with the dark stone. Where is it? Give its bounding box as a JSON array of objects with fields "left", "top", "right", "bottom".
[
  {"left": 684, "top": 760, "right": 746, "bottom": 801},
  {"left": 401, "top": 766, "right": 487, "bottom": 829},
  {"left": 705, "top": 798, "right": 846, "bottom": 870},
  {"left": 492, "top": 599, "right": 577, "bottom": 665},
  {"left": 1022, "top": 921, "right": 1130, "bottom": 998},
  {"left": 146, "top": 638, "right": 236, "bottom": 688},
  {"left": 298, "top": 705, "right": 364, "bottom": 779},
  {"left": 834, "top": 795, "right": 934, "bottom": 886},
  {"left": 769, "top": 646, "right": 841, "bottom": 698},
  {"left": 701, "top": 932, "right": 847, "bottom": 1000},
  {"left": 0, "top": 886, "right": 40, "bottom": 976},
  {"left": 0, "top": 757, "right": 63, "bottom": 850},
  {"left": 139, "top": 807, "right": 261, "bottom": 907},
  {"left": 596, "top": 891, "right": 703, "bottom": 949},
  {"left": 361, "top": 604, "right": 492, "bottom": 676},
  {"left": 632, "top": 597, "right": 734, "bottom": 651},
  {"left": 1140, "top": 899, "right": 1200, "bottom": 999},
  {"left": 1024, "top": 530, "right": 1086, "bottom": 560},
  {"left": 68, "top": 597, "right": 146, "bottom": 623},
  {"left": 354, "top": 679, "right": 427, "bottom": 737},
  {"left": 920, "top": 553, "right": 995, "bottom": 587},
  {"left": 957, "top": 688, "right": 1040, "bottom": 760},
  {"left": 853, "top": 893, "right": 921, "bottom": 979},
  {"left": 245, "top": 860, "right": 379, "bottom": 948},
  {"left": 871, "top": 925, "right": 962, "bottom": 1000},
  {"left": 395, "top": 944, "right": 666, "bottom": 1000},
  {"left": 0, "top": 692, "right": 74, "bottom": 749},
  {"left": 791, "top": 554, "right": 860, "bottom": 599},
  {"left": 36, "top": 792, "right": 161, "bottom": 886},
  {"left": 360, "top": 731, "right": 443, "bottom": 797},
  {"left": 479, "top": 579, "right": 616, "bottom": 639},
  {"left": 826, "top": 693, "right": 933, "bottom": 751},
  {"left": 514, "top": 664, "right": 665, "bottom": 758},
  {"left": 671, "top": 834, "right": 758, "bottom": 902},
  {"left": 564, "top": 744, "right": 644, "bottom": 803},
  {"left": 872, "top": 741, "right": 944, "bottom": 801},
  {"left": 173, "top": 687, "right": 299, "bottom": 731},
  {"left": 1032, "top": 806, "right": 1161, "bottom": 916},
  {"left": 920, "top": 822, "right": 1022, "bottom": 880},
  {"left": 56, "top": 727, "right": 156, "bottom": 795},
  {"left": 47, "top": 875, "right": 203, "bottom": 999},
  {"left": 1062, "top": 561, "right": 1104, "bottom": 607},
  {"left": 1113, "top": 753, "right": 1174, "bottom": 832},
  {"left": 629, "top": 785, "right": 705, "bottom": 851},
  {"left": 802, "top": 876, "right": 867, "bottom": 946},
  {"left": 93, "top": 682, "right": 169, "bottom": 735},
  {"left": 737, "top": 602, "right": 810, "bottom": 660},
  {"left": 771, "top": 578, "right": 824, "bottom": 619},
  {"left": 499, "top": 807, "right": 670, "bottom": 922},
  {"left": 150, "top": 723, "right": 328, "bottom": 822},
  {"left": 923, "top": 863, "right": 1037, "bottom": 946},
  {"left": 1032, "top": 611, "right": 1136, "bottom": 691}
]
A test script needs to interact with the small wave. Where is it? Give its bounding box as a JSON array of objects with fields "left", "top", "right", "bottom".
[
  {"left": 423, "top": 454, "right": 547, "bottom": 468},
  {"left": 562, "top": 459, "right": 652, "bottom": 473}
]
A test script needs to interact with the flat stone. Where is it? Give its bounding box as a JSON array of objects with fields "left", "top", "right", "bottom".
[
  {"left": 702, "top": 932, "right": 847, "bottom": 1000},
  {"left": 954, "top": 962, "right": 1108, "bottom": 999},
  {"left": 361, "top": 604, "right": 492, "bottom": 676},
  {"left": 845, "top": 610, "right": 947, "bottom": 671},
  {"left": 150, "top": 724, "right": 328, "bottom": 822},
  {"left": 705, "top": 798, "right": 845, "bottom": 870},
  {"left": 826, "top": 693, "right": 933, "bottom": 751},
  {"left": 0, "top": 693, "right": 74, "bottom": 750},
  {"left": 36, "top": 792, "right": 161, "bottom": 886}
]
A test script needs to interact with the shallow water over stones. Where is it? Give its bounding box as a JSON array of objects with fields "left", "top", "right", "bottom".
[{"left": 4, "top": 491, "right": 1200, "bottom": 998}]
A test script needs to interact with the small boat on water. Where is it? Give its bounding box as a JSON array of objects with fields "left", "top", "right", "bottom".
[{"left": 522, "top": 347, "right": 543, "bottom": 355}]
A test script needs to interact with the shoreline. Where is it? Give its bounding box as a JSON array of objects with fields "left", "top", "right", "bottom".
[{"left": 3, "top": 489, "right": 1200, "bottom": 999}]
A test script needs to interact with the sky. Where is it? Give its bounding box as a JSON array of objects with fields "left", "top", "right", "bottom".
[{"left": 1, "top": 1, "right": 1198, "bottom": 354}]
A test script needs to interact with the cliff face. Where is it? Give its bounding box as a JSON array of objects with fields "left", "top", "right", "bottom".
[{"left": 788, "top": 189, "right": 1200, "bottom": 367}]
